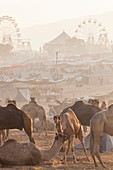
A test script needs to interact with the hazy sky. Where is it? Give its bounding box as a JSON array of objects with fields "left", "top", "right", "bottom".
[{"left": 0, "top": 0, "right": 113, "bottom": 28}]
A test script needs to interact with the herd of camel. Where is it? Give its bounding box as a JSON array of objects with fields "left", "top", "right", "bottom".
[{"left": 0, "top": 97, "right": 113, "bottom": 168}]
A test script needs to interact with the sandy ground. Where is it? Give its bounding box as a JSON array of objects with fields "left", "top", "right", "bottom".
[{"left": 0, "top": 129, "right": 113, "bottom": 170}]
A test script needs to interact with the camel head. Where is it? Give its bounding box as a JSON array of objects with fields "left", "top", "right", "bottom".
[
  {"left": 101, "top": 101, "right": 108, "bottom": 108},
  {"left": 53, "top": 115, "right": 60, "bottom": 124},
  {"left": 30, "top": 97, "right": 36, "bottom": 103},
  {"left": 55, "top": 133, "right": 69, "bottom": 144},
  {"left": 88, "top": 98, "right": 99, "bottom": 107},
  {"left": 108, "top": 104, "right": 113, "bottom": 112},
  {"left": 53, "top": 115, "right": 62, "bottom": 133},
  {"left": 7, "top": 103, "right": 17, "bottom": 110},
  {"left": 8, "top": 99, "right": 16, "bottom": 105}
]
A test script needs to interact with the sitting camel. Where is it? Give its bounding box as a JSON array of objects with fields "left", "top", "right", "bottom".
[
  {"left": 90, "top": 104, "right": 113, "bottom": 168},
  {"left": 0, "top": 133, "right": 69, "bottom": 165},
  {"left": 53, "top": 108, "right": 89, "bottom": 164},
  {"left": 21, "top": 97, "right": 47, "bottom": 135}
]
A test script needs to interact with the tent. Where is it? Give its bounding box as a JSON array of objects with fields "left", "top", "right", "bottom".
[
  {"left": 14, "top": 90, "right": 27, "bottom": 102},
  {"left": 75, "top": 133, "right": 113, "bottom": 152}
]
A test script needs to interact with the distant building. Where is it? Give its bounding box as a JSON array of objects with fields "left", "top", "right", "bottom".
[
  {"left": 43, "top": 30, "right": 113, "bottom": 59},
  {"left": 43, "top": 31, "right": 71, "bottom": 58}
]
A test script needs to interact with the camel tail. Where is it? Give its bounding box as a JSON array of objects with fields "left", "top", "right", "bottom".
[{"left": 23, "top": 113, "right": 35, "bottom": 143}]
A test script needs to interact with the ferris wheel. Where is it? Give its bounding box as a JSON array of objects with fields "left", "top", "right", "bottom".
[
  {"left": 0, "top": 16, "right": 21, "bottom": 50},
  {"left": 75, "top": 19, "right": 108, "bottom": 45}
]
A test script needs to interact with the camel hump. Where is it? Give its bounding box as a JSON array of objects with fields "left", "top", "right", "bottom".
[
  {"left": 74, "top": 100, "right": 84, "bottom": 106},
  {"left": 4, "top": 139, "right": 17, "bottom": 146},
  {"left": 7, "top": 103, "right": 17, "bottom": 109},
  {"left": 72, "top": 100, "right": 84, "bottom": 109}
]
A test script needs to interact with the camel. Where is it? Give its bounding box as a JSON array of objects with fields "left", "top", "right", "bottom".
[
  {"left": 49, "top": 98, "right": 75, "bottom": 115},
  {"left": 21, "top": 97, "right": 47, "bottom": 135},
  {"left": 0, "top": 105, "right": 6, "bottom": 145},
  {"left": 90, "top": 104, "right": 113, "bottom": 168},
  {"left": 0, "top": 133, "right": 69, "bottom": 165},
  {"left": 100, "top": 101, "right": 108, "bottom": 110},
  {"left": 7, "top": 99, "right": 16, "bottom": 105},
  {"left": 61, "top": 100, "right": 101, "bottom": 126},
  {"left": 0, "top": 103, "right": 35, "bottom": 144},
  {"left": 4, "top": 99, "right": 17, "bottom": 138},
  {"left": 53, "top": 108, "right": 89, "bottom": 164},
  {"left": 88, "top": 98, "right": 99, "bottom": 107}
]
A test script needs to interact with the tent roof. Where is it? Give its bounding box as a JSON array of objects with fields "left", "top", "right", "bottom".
[
  {"left": 75, "top": 133, "right": 113, "bottom": 152},
  {"left": 48, "top": 31, "right": 71, "bottom": 45},
  {"left": 14, "top": 91, "right": 27, "bottom": 102}
]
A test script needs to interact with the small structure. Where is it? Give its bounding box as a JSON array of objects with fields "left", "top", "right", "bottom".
[
  {"left": 14, "top": 91, "right": 27, "bottom": 103},
  {"left": 43, "top": 31, "right": 71, "bottom": 57},
  {"left": 14, "top": 89, "right": 28, "bottom": 108}
]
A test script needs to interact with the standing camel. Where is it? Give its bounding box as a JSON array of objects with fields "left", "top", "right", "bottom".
[
  {"left": 21, "top": 97, "right": 47, "bottom": 135},
  {"left": 0, "top": 103, "right": 35, "bottom": 144},
  {"left": 90, "top": 104, "right": 113, "bottom": 168},
  {"left": 0, "top": 133, "right": 69, "bottom": 165},
  {"left": 5, "top": 99, "right": 17, "bottom": 138},
  {"left": 88, "top": 98, "right": 99, "bottom": 107},
  {"left": 53, "top": 108, "right": 89, "bottom": 164},
  {"left": 0, "top": 105, "right": 7, "bottom": 145},
  {"left": 61, "top": 100, "right": 101, "bottom": 126}
]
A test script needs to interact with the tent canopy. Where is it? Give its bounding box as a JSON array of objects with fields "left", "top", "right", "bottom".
[{"left": 75, "top": 133, "right": 113, "bottom": 152}]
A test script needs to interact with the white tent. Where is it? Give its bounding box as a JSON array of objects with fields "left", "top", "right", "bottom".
[{"left": 75, "top": 133, "right": 113, "bottom": 152}]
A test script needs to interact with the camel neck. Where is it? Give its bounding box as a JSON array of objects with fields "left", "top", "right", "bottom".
[{"left": 41, "top": 140, "right": 62, "bottom": 161}]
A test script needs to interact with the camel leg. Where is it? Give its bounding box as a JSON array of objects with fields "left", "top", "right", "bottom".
[
  {"left": 0, "top": 130, "right": 6, "bottom": 145},
  {"left": 79, "top": 137, "right": 90, "bottom": 161},
  {"left": 90, "top": 134, "right": 99, "bottom": 167},
  {"left": 95, "top": 151, "right": 106, "bottom": 168},
  {"left": 70, "top": 136, "right": 77, "bottom": 163},
  {"left": 83, "top": 125, "right": 87, "bottom": 133},
  {"left": 0, "top": 131, "right": 1, "bottom": 145},
  {"left": 90, "top": 138, "right": 98, "bottom": 167},
  {"left": 62, "top": 140, "right": 71, "bottom": 164},
  {"left": 91, "top": 153, "right": 98, "bottom": 167},
  {"left": 44, "top": 120, "right": 47, "bottom": 136},
  {"left": 94, "top": 136, "right": 106, "bottom": 168},
  {"left": 39, "top": 120, "right": 44, "bottom": 136},
  {"left": 78, "top": 128, "right": 89, "bottom": 161},
  {"left": 23, "top": 115, "right": 35, "bottom": 144},
  {"left": 32, "top": 119, "right": 35, "bottom": 133},
  {"left": 5, "top": 129, "right": 9, "bottom": 139},
  {"left": 1, "top": 130, "right": 6, "bottom": 144}
]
